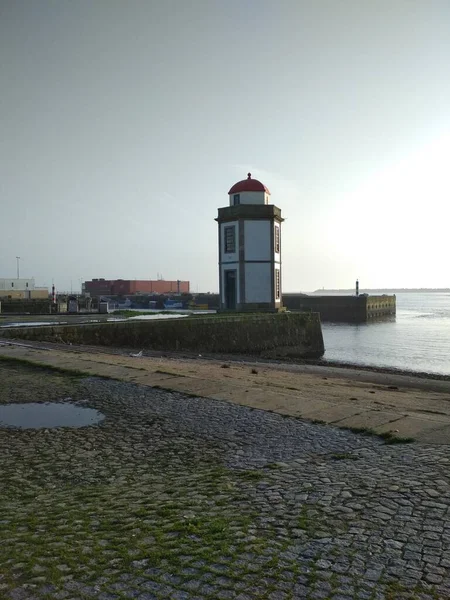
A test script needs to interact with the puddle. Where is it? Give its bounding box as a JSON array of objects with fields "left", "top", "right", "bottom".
[{"left": 0, "top": 402, "right": 105, "bottom": 429}]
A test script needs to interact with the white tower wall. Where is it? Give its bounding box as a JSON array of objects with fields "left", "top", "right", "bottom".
[
  {"left": 217, "top": 174, "right": 283, "bottom": 311},
  {"left": 245, "top": 263, "right": 272, "bottom": 303},
  {"left": 229, "top": 191, "right": 268, "bottom": 206},
  {"left": 244, "top": 221, "right": 271, "bottom": 261}
]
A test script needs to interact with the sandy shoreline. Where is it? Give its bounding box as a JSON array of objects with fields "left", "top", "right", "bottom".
[
  {"left": 1, "top": 337, "right": 449, "bottom": 391},
  {"left": 1, "top": 338, "right": 450, "bottom": 443}
]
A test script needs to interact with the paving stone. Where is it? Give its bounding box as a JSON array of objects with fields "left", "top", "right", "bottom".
[
  {"left": 1, "top": 369, "right": 450, "bottom": 600},
  {"left": 170, "top": 592, "right": 191, "bottom": 600},
  {"left": 425, "top": 572, "right": 444, "bottom": 584}
]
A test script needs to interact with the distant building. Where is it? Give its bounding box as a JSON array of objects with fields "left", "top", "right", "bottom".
[
  {"left": 84, "top": 279, "right": 190, "bottom": 297},
  {"left": 0, "top": 278, "right": 48, "bottom": 299}
]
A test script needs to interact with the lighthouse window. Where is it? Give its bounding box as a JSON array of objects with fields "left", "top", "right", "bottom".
[
  {"left": 233, "top": 194, "right": 240, "bottom": 205},
  {"left": 274, "top": 226, "right": 280, "bottom": 253},
  {"left": 275, "top": 269, "right": 280, "bottom": 299},
  {"left": 224, "top": 226, "right": 236, "bottom": 254}
]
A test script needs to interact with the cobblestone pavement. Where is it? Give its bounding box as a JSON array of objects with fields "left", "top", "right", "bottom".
[{"left": 1, "top": 363, "right": 450, "bottom": 600}]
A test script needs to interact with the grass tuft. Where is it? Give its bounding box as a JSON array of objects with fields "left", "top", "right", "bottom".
[
  {"left": 381, "top": 433, "right": 415, "bottom": 445},
  {"left": 237, "top": 470, "right": 265, "bottom": 482},
  {"left": 330, "top": 453, "right": 359, "bottom": 461},
  {"left": 0, "top": 355, "right": 91, "bottom": 379},
  {"left": 154, "top": 369, "right": 186, "bottom": 378},
  {"left": 343, "top": 425, "right": 415, "bottom": 444}
]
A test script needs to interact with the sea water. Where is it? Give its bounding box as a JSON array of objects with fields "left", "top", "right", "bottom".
[{"left": 321, "top": 292, "right": 450, "bottom": 376}]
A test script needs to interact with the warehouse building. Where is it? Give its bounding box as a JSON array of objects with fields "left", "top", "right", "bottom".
[{"left": 84, "top": 279, "right": 190, "bottom": 297}]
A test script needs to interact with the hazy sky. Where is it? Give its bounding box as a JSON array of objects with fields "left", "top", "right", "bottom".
[{"left": 1, "top": 0, "right": 450, "bottom": 293}]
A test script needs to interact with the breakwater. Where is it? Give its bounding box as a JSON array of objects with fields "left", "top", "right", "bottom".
[
  {"left": 0, "top": 312, "right": 325, "bottom": 358},
  {"left": 283, "top": 294, "right": 396, "bottom": 322}
]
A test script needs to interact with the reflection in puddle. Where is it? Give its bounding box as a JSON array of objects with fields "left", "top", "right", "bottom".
[{"left": 0, "top": 402, "right": 105, "bottom": 429}]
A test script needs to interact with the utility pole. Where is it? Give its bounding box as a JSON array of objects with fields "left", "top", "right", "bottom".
[{"left": 16, "top": 256, "right": 20, "bottom": 279}]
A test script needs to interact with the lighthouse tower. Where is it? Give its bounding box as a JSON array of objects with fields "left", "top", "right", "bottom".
[{"left": 216, "top": 173, "right": 283, "bottom": 311}]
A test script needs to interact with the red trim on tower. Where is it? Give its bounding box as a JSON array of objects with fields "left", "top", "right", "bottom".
[{"left": 228, "top": 172, "right": 270, "bottom": 195}]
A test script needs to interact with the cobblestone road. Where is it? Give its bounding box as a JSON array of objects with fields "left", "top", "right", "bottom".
[{"left": 1, "top": 363, "right": 450, "bottom": 600}]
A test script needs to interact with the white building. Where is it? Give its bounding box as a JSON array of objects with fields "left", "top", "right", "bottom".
[
  {"left": 216, "top": 173, "right": 283, "bottom": 311},
  {"left": 0, "top": 278, "right": 48, "bottom": 299}
]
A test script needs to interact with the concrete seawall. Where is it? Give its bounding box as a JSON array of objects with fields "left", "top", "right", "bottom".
[
  {"left": 283, "top": 294, "right": 396, "bottom": 322},
  {"left": 0, "top": 313, "right": 325, "bottom": 358}
]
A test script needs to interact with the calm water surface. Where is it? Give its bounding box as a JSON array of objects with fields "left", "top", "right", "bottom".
[
  {"left": 0, "top": 402, "right": 105, "bottom": 429},
  {"left": 321, "top": 293, "right": 450, "bottom": 376}
]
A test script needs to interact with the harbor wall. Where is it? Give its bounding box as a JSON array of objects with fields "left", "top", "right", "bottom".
[
  {"left": 283, "top": 294, "right": 396, "bottom": 322},
  {"left": 0, "top": 313, "right": 325, "bottom": 358}
]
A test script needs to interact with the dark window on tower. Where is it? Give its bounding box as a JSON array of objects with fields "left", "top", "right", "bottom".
[
  {"left": 275, "top": 269, "right": 280, "bottom": 299},
  {"left": 26, "top": 282, "right": 29, "bottom": 288},
  {"left": 224, "top": 226, "right": 236, "bottom": 254},
  {"left": 274, "top": 226, "right": 280, "bottom": 253},
  {"left": 11, "top": 282, "right": 14, "bottom": 288},
  {"left": 233, "top": 194, "right": 240, "bottom": 205}
]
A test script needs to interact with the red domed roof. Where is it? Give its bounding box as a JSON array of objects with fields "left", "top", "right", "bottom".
[{"left": 228, "top": 173, "right": 270, "bottom": 195}]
